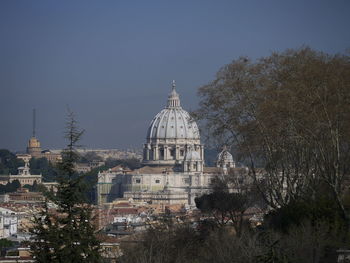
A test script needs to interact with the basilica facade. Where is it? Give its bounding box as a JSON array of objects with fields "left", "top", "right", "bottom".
[{"left": 97, "top": 81, "right": 237, "bottom": 206}]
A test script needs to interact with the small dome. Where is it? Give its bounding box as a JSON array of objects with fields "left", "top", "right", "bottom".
[
  {"left": 216, "top": 146, "right": 235, "bottom": 169},
  {"left": 217, "top": 150, "right": 233, "bottom": 163}
]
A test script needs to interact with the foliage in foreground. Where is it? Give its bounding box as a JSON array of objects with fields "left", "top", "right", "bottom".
[
  {"left": 119, "top": 215, "right": 344, "bottom": 263},
  {"left": 30, "top": 111, "right": 101, "bottom": 263},
  {"left": 195, "top": 47, "right": 350, "bottom": 221}
]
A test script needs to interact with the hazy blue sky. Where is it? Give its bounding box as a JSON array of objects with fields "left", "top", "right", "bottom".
[{"left": 1, "top": 0, "right": 349, "bottom": 151}]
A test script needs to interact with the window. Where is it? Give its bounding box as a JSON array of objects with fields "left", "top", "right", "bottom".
[
  {"left": 170, "top": 149, "right": 175, "bottom": 159},
  {"left": 155, "top": 179, "right": 160, "bottom": 184},
  {"left": 135, "top": 179, "right": 141, "bottom": 183},
  {"left": 180, "top": 150, "right": 184, "bottom": 156}
]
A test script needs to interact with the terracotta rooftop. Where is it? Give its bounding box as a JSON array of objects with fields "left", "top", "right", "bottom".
[
  {"left": 110, "top": 165, "right": 128, "bottom": 172},
  {"left": 96, "top": 234, "right": 120, "bottom": 243}
]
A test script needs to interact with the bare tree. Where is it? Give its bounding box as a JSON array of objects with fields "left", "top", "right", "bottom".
[{"left": 195, "top": 48, "right": 350, "bottom": 224}]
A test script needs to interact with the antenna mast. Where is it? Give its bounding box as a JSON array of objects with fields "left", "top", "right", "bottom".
[{"left": 32, "top": 108, "right": 36, "bottom": 137}]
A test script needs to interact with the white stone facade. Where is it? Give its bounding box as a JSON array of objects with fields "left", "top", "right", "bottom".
[
  {"left": 97, "top": 81, "right": 237, "bottom": 206},
  {"left": 0, "top": 207, "right": 18, "bottom": 238},
  {"left": 0, "top": 158, "right": 42, "bottom": 186},
  {"left": 143, "top": 81, "right": 204, "bottom": 167}
]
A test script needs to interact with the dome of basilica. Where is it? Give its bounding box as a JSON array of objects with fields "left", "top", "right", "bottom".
[
  {"left": 142, "top": 81, "right": 203, "bottom": 166},
  {"left": 146, "top": 82, "right": 199, "bottom": 141},
  {"left": 146, "top": 109, "right": 200, "bottom": 140}
]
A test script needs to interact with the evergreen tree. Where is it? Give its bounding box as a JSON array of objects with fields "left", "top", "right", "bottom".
[
  {"left": 30, "top": 111, "right": 101, "bottom": 262},
  {"left": 0, "top": 149, "right": 24, "bottom": 175}
]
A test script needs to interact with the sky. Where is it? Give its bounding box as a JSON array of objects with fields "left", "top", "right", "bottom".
[{"left": 0, "top": 0, "right": 349, "bottom": 152}]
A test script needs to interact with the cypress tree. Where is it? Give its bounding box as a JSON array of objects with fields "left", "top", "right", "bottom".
[{"left": 30, "top": 110, "right": 101, "bottom": 262}]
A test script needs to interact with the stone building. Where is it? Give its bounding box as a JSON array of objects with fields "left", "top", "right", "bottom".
[
  {"left": 0, "top": 157, "right": 42, "bottom": 186},
  {"left": 97, "top": 81, "right": 241, "bottom": 206},
  {"left": 27, "top": 136, "right": 61, "bottom": 163},
  {"left": 8, "top": 188, "right": 44, "bottom": 203},
  {"left": 0, "top": 207, "right": 18, "bottom": 238}
]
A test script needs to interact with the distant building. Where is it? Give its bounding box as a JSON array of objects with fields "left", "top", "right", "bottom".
[
  {"left": 42, "top": 182, "right": 59, "bottom": 193},
  {"left": 97, "top": 81, "right": 248, "bottom": 206},
  {"left": 0, "top": 245, "right": 34, "bottom": 262},
  {"left": 26, "top": 137, "right": 41, "bottom": 158},
  {"left": 74, "top": 161, "right": 105, "bottom": 173},
  {"left": 8, "top": 188, "right": 44, "bottom": 204},
  {"left": 0, "top": 207, "right": 18, "bottom": 238},
  {"left": 25, "top": 109, "right": 61, "bottom": 164},
  {"left": 26, "top": 136, "right": 61, "bottom": 163},
  {"left": 0, "top": 157, "right": 41, "bottom": 186},
  {"left": 74, "top": 149, "right": 142, "bottom": 161},
  {"left": 0, "top": 195, "right": 9, "bottom": 203},
  {"left": 216, "top": 145, "right": 235, "bottom": 174},
  {"left": 97, "top": 165, "right": 131, "bottom": 205}
]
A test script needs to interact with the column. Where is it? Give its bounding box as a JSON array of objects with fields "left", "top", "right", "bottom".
[
  {"left": 146, "top": 148, "right": 150, "bottom": 160},
  {"left": 200, "top": 145, "right": 204, "bottom": 161},
  {"left": 164, "top": 146, "right": 168, "bottom": 160},
  {"left": 152, "top": 147, "right": 156, "bottom": 160},
  {"left": 176, "top": 146, "right": 180, "bottom": 160},
  {"left": 154, "top": 146, "right": 158, "bottom": 160}
]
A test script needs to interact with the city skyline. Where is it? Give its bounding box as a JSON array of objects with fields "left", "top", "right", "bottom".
[{"left": 1, "top": 0, "right": 350, "bottom": 151}]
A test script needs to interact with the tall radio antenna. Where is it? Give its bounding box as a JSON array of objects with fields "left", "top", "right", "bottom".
[{"left": 32, "top": 108, "right": 36, "bottom": 137}]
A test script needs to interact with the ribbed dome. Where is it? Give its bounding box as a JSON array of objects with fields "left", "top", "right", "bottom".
[
  {"left": 217, "top": 149, "right": 234, "bottom": 163},
  {"left": 146, "top": 81, "right": 200, "bottom": 140},
  {"left": 216, "top": 146, "right": 235, "bottom": 169},
  {"left": 147, "top": 108, "right": 200, "bottom": 140}
]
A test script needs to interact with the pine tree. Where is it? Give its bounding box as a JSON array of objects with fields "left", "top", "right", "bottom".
[{"left": 30, "top": 111, "right": 102, "bottom": 262}]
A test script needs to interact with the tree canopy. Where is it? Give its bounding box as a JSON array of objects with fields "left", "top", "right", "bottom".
[
  {"left": 30, "top": 157, "right": 58, "bottom": 182},
  {"left": 0, "top": 180, "right": 21, "bottom": 194},
  {"left": 195, "top": 47, "right": 350, "bottom": 219},
  {"left": 0, "top": 149, "right": 24, "bottom": 175}
]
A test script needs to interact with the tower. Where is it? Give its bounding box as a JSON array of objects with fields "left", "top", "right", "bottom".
[{"left": 27, "top": 109, "right": 42, "bottom": 157}]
